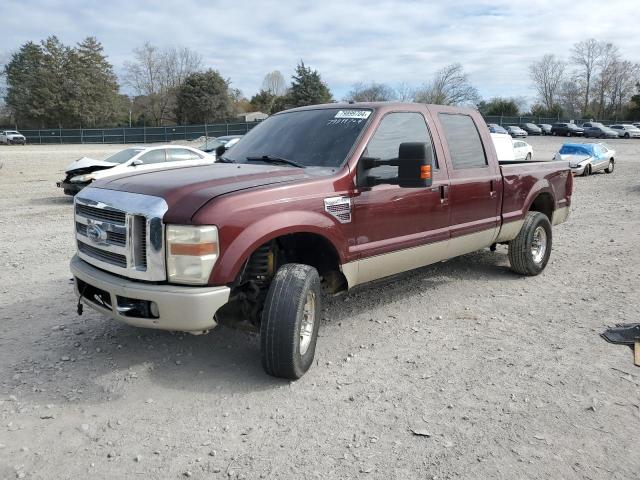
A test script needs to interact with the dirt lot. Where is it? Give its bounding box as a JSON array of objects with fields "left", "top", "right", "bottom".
[{"left": 0, "top": 137, "right": 639, "bottom": 480}]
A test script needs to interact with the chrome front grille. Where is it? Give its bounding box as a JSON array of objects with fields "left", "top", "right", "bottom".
[
  {"left": 78, "top": 240, "right": 127, "bottom": 267},
  {"left": 75, "top": 204, "right": 126, "bottom": 225},
  {"left": 74, "top": 188, "right": 168, "bottom": 281}
]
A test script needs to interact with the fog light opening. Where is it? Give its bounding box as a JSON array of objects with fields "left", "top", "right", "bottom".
[{"left": 149, "top": 301, "right": 159, "bottom": 318}]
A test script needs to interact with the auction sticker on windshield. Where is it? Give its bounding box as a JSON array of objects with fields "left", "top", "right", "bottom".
[{"left": 334, "top": 110, "right": 371, "bottom": 119}]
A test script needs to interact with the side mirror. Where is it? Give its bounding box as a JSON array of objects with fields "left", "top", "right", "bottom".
[
  {"left": 357, "top": 142, "right": 433, "bottom": 189},
  {"left": 215, "top": 145, "right": 226, "bottom": 157},
  {"left": 397, "top": 142, "right": 433, "bottom": 188},
  {"left": 132, "top": 159, "right": 144, "bottom": 166}
]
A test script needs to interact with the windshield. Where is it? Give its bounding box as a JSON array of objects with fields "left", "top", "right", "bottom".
[
  {"left": 559, "top": 145, "right": 590, "bottom": 155},
  {"left": 6, "top": 131, "right": 19, "bottom": 134},
  {"left": 223, "top": 108, "right": 372, "bottom": 168},
  {"left": 104, "top": 148, "right": 145, "bottom": 164}
]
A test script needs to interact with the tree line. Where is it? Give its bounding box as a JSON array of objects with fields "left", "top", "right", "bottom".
[
  {"left": 0, "top": 37, "right": 335, "bottom": 128},
  {"left": 2, "top": 35, "right": 639, "bottom": 129},
  {"left": 528, "top": 38, "right": 640, "bottom": 120}
]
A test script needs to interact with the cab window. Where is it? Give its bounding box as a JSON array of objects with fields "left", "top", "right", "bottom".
[
  {"left": 438, "top": 113, "right": 487, "bottom": 169},
  {"left": 364, "top": 112, "right": 437, "bottom": 178}
]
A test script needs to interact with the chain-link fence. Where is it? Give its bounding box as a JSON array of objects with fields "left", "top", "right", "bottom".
[{"left": 12, "top": 121, "right": 262, "bottom": 145}]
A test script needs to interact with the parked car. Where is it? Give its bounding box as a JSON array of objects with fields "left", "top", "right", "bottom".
[
  {"left": 553, "top": 143, "right": 615, "bottom": 176},
  {"left": 512, "top": 140, "right": 534, "bottom": 161},
  {"left": 57, "top": 145, "right": 215, "bottom": 196},
  {"left": 506, "top": 125, "right": 527, "bottom": 138},
  {"left": 199, "top": 135, "right": 243, "bottom": 153},
  {"left": 609, "top": 124, "right": 640, "bottom": 138},
  {"left": 0, "top": 130, "right": 26, "bottom": 145},
  {"left": 487, "top": 123, "right": 508, "bottom": 134},
  {"left": 70, "top": 102, "right": 573, "bottom": 379},
  {"left": 519, "top": 123, "right": 542, "bottom": 135},
  {"left": 551, "top": 123, "right": 584, "bottom": 137},
  {"left": 537, "top": 124, "right": 552, "bottom": 135},
  {"left": 633, "top": 123, "right": 640, "bottom": 129},
  {"left": 583, "top": 124, "right": 620, "bottom": 139}
]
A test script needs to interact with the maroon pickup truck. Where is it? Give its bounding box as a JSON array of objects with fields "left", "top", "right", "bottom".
[{"left": 70, "top": 103, "right": 572, "bottom": 379}]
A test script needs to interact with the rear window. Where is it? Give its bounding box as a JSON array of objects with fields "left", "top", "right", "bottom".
[{"left": 438, "top": 114, "right": 487, "bottom": 169}]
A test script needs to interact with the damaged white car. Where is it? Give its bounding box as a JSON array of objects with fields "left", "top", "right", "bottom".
[{"left": 57, "top": 145, "right": 215, "bottom": 196}]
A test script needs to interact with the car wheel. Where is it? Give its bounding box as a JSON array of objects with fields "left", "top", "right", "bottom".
[
  {"left": 526, "top": 153, "right": 532, "bottom": 161},
  {"left": 605, "top": 159, "right": 614, "bottom": 174},
  {"left": 567, "top": 132, "right": 571, "bottom": 137},
  {"left": 624, "top": 133, "right": 630, "bottom": 139},
  {"left": 508, "top": 211, "right": 552, "bottom": 276},
  {"left": 261, "top": 263, "right": 321, "bottom": 379},
  {"left": 582, "top": 165, "right": 591, "bottom": 177}
]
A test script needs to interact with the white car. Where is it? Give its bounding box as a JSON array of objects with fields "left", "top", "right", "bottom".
[
  {"left": 0, "top": 130, "right": 26, "bottom": 145},
  {"left": 512, "top": 139, "right": 533, "bottom": 161},
  {"left": 491, "top": 133, "right": 534, "bottom": 162},
  {"left": 57, "top": 145, "right": 215, "bottom": 196},
  {"left": 609, "top": 124, "right": 640, "bottom": 139}
]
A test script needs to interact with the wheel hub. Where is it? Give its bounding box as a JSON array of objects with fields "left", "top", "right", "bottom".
[
  {"left": 531, "top": 226, "right": 547, "bottom": 264},
  {"left": 299, "top": 291, "right": 316, "bottom": 355}
]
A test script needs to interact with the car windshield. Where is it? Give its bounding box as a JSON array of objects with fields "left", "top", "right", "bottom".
[
  {"left": 559, "top": 145, "right": 591, "bottom": 155},
  {"left": 6, "top": 131, "right": 19, "bottom": 134},
  {"left": 223, "top": 108, "right": 372, "bottom": 168},
  {"left": 103, "top": 148, "right": 145, "bottom": 164},
  {"left": 568, "top": 124, "right": 580, "bottom": 129}
]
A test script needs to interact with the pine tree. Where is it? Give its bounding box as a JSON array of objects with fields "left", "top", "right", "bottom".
[
  {"left": 288, "top": 61, "right": 333, "bottom": 107},
  {"left": 175, "top": 70, "right": 234, "bottom": 124}
]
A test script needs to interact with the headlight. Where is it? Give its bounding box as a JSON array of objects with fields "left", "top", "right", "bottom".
[
  {"left": 166, "top": 225, "right": 219, "bottom": 285},
  {"left": 70, "top": 173, "right": 96, "bottom": 183}
]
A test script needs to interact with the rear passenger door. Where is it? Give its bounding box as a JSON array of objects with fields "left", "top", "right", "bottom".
[{"left": 429, "top": 108, "right": 501, "bottom": 257}]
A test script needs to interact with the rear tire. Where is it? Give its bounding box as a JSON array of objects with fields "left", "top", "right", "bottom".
[
  {"left": 605, "top": 160, "right": 614, "bottom": 174},
  {"left": 261, "top": 263, "right": 321, "bottom": 380},
  {"left": 508, "top": 211, "right": 552, "bottom": 276}
]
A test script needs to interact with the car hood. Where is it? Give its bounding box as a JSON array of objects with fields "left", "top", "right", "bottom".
[
  {"left": 91, "top": 163, "right": 311, "bottom": 222},
  {"left": 65, "top": 157, "right": 118, "bottom": 174}
]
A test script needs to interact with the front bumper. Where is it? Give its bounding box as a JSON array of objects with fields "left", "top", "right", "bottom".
[
  {"left": 570, "top": 165, "right": 586, "bottom": 176},
  {"left": 7, "top": 137, "right": 26, "bottom": 144},
  {"left": 70, "top": 255, "right": 230, "bottom": 332},
  {"left": 57, "top": 180, "right": 88, "bottom": 195}
]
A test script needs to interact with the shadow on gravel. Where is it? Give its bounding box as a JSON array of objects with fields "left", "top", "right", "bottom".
[
  {"left": 0, "top": 247, "right": 514, "bottom": 406},
  {"left": 29, "top": 195, "right": 74, "bottom": 206}
]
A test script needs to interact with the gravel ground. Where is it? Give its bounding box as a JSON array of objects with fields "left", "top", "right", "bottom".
[{"left": 0, "top": 137, "right": 639, "bottom": 480}]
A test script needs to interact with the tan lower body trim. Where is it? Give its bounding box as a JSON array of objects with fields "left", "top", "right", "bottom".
[
  {"left": 341, "top": 228, "right": 498, "bottom": 288},
  {"left": 495, "top": 219, "right": 525, "bottom": 243},
  {"left": 552, "top": 206, "right": 570, "bottom": 226}
]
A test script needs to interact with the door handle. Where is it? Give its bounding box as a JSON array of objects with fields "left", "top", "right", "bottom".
[
  {"left": 440, "top": 185, "right": 449, "bottom": 204},
  {"left": 489, "top": 180, "right": 496, "bottom": 197}
]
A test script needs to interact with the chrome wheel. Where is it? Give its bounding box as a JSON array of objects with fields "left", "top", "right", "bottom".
[
  {"left": 531, "top": 226, "right": 547, "bottom": 265},
  {"left": 299, "top": 291, "right": 316, "bottom": 355}
]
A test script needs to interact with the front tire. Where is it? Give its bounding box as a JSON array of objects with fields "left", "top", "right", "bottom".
[
  {"left": 567, "top": 132, "right": 571, "bottom": 137},
  {"left": 525, "top": 153, "right": 532, "bottom": 161},
  {"left": 582, "top": 164, "right": 591, "bottom": 177},
  {"left": 508, "top": 211, "right": 552, "bottom": 276},
  {"left": 261, "top": 263, "right": 321, "bottom": 379},
  {"left": 605, "top": 159, "right": 614, "bottom": 173}
]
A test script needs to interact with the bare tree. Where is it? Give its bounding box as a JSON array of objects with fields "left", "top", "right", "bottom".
[
  {"left": 346, "top": 82, "right": 396, "bottom": 102},
  {"left": 124, "top": 42, "right": 202, "bottom": 125},
  {"left": 414, "top": 63, "right": 479, "bottom": 106},
  {"left": 593, "top": 43, "right": 620, "bottom": 117},
  {"left": 606, "top": 60, "right": 640, "bottom": 117},
  {"left": 261, "top": 70, "right": 286, "bottom": 96},
  {"left": 557, "top": 78, "right": 583, "bottom": 118},
  {"left": 394, "top": 82, "right": 415, "bottom": 102},
  {"left": 571, "top": 39, "right": 605, "bottom": 115},
  {"left": 529, "top": 54, "right": 566, "bottom": 110}
]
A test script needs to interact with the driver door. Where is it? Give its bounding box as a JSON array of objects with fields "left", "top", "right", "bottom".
[{"left": 351, "top": 111, "right": 450, "bottom": 284}]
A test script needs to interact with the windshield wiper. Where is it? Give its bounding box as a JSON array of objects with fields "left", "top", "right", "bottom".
[{"left": 246, "top": 155, "right": 304, "bottom": 168}]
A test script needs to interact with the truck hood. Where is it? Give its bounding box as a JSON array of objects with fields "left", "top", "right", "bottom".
[
  {"left": 65, "top": 157, "right": 118, "bottom": 174},
  {"left": 91, "top": 163, "right": 311, "bottom": 222}
]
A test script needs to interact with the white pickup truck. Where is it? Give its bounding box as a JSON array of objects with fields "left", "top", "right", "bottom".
[{"left": 0, "top": 130, "right": 27, "bottom": 145}]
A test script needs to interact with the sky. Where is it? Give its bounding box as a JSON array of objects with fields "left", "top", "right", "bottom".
[{"left": 2, "top": 0, "right": 640, "bottom": 104}]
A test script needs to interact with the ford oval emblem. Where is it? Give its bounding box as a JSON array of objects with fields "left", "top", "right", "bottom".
[{"left": 86, "top": 224, "right": 107, "bottom": 243}]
